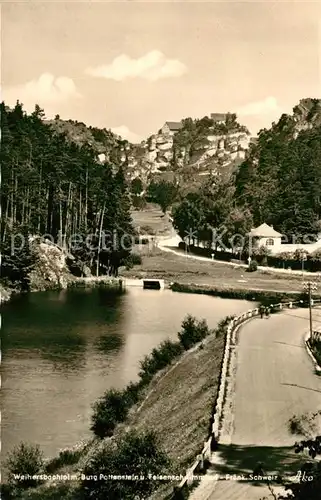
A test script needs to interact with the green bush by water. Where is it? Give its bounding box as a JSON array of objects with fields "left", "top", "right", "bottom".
[
  {"left": 90, "top": 389, "right": 131, "bottom": 439},
  {"left": 178, "top": 316, "right": 212, "bottom": 350},
  {"left": 91, "top": 315, "right": 213, "bottom": 439}
]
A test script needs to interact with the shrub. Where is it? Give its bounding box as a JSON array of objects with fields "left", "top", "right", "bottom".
[
  {"left": 124, "top": 252, "right": 142, "bottom": 269},
  {"left": 214, "top": 316, "right": 234, "bottom": 336},
  {"left": 139, "top": 340, "right": 183, "bottom": 382},
  {"left": 91, "top": 389, "right": 130, "bottom": 439},
  {"left": 278, "top": 436, "right": 321, "bottom": 500},
  {"left": 80, "top": 430, "right": 170, "bottom": 500},
  {"left": 309, "top": 339, "right": 321, "bottom": 366},
  {"left": 45, "top": 449, "right": 82, "bottom": 473},
  {"left": 5, "top": 443, "right": 45, "bottom": 490},
  {"left": 277, "top": 251, "right": 295, "bottom": 261},
  {"left": 91, "top": 317, "right": 209, "bottom": 439},
  {"left": 139, "top": 225, "right": 155, "bottom": 235},
  {"left": 122, "top": 381, "right": 143, "bottom": 406},
  {"left": 312, "top": 249, "right": 321, "bottom": 262},
  {"left": 131, "top": 195, "right": 146, "bottom": 210},
  {"left": 293, "top": 248, "right": 308, "bottom": 261},
  {"left": 178, "top": 315, "right": 211, "bottom": 350},
  {"left": 134, "top": 236, "right": 149, "bottom": 244},
  {"left": 247, "top": 259, "right": 258, "bottom": 272},
  {"left": 130, "top": 253, "right": 142, "bottom": 265}
]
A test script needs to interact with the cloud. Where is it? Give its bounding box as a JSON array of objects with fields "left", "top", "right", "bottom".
[
  {"left": 111, "top": 125, "right": 142, "bottom": 143},
  {"left": 237, "top": 96, "right": 283, "bottom": 117},
  {"left": 3, "top": 73, "right": 81, "bottom": 113},
  {"left": 85, "top": 50, "right": 187, "bottom": 81}
]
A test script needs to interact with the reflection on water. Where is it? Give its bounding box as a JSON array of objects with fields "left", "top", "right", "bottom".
[
  {"left": 95, "top": 333, "right": 124, "bottom": 354},
  {"left": 2, "top": 288, "right": 124, "bottom": 369},
  {"left": 1, "top": 286, "right": 256, "bottom": 462}
]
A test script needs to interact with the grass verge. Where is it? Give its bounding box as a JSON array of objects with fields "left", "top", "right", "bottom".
[{"left": 170, "top": 282, "right": 308, "bottom": 305}]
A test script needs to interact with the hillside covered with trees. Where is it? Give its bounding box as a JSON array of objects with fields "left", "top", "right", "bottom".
[
  {"left": 172, "top": 98, "right": 321, "bottom": 254},
  {"left": 2, "top": 97, "right": 321, "bottom": 291},
  {"left": 1, "top": 101, "right": 134, "bottom": 290},
  {"left": 235, "top": 98, "right": 321, "bottom": 239}
]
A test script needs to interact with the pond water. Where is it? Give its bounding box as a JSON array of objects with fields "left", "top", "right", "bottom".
[{"left": 1, "top": 286, "right": 255, "bottom": 461}]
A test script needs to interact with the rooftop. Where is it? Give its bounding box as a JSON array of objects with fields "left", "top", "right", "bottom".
[
  {"left": 210, "top": 113, "right": 227, "bottom": 122},
  {"left": 249, "top": 223, "right": 283, "bottom": 238},
  {"left": 165, "top": 121, "right": 183, "bottom": 131}
]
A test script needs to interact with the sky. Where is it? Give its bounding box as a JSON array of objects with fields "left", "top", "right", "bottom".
[{"left": 1, "top": 1, "right": 321, "bottom": 142}]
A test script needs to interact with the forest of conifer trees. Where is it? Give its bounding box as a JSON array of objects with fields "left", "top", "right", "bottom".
[{"left": 1, "top": 101, "right": 135, "bottom": 287}]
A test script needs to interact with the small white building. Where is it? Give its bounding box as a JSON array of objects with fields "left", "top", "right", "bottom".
[
  {"left": 248, "top": 223, "right": 283, "bottom": 250},
  {"left": 249, "top": 223, "right": 321, "bottom": 255}
]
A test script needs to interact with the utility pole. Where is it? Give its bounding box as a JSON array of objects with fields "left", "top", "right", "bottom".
[{"left": 303, "top": 281, "right": 318, "bottom": 338}]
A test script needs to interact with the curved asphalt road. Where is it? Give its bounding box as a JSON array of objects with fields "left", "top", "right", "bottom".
[{"left": 191, "top": 306, "right": 321, "bottom": 500}]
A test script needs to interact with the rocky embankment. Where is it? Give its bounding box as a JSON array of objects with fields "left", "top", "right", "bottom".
[
  {"left": 0, "top": 240, "right": 76, "bottom": 304},
  {"left": 28, "top": 239, "right": 73, "bottom": 292},
  {"left": 128, "top": 126, "right": 251, "bottom": 184}
]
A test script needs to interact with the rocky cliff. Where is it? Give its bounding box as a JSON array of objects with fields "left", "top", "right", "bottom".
[
  {"left": 46, "top": 101, "right": 321, "bottom": 190},
  {"left": 126, "top": 115, "right": 251, "bottom": 189},
  {"left": 46, "top": 114, "right": 252, "bottom": 187},
  {"left": 0, "top": 239, "right": 74, "bottom": 303},
  {"left": 292, "top": 98, "right": 321, "bottom": 136}
]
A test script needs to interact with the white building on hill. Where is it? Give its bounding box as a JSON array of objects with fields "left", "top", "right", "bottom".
[
  {"left": 249, "top": 223, "right": 321, "bottom": 255},
  {"left": 160, "top": 121, "right": 183, "bottom": 136},
  {"left": 248, "top": 223, "right": 283, "bottom": 251}
]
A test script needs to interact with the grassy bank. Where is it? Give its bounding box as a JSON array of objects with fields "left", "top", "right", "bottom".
[
  {"left": 122, "top": 328, "right": 227, "bottom": 499},
  {"left": 82, "top": 316, "right": 229, "bottom": 500},
  {"left": 170, "top": 282, "right": 313, "bottom": 305},
  {"left": 121, "top": 243, "right": 316, "bottom": 294}
]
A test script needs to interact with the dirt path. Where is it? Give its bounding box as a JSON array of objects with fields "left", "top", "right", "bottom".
[{"left": 190, "top": 307, "right": 321, "bottom": 500}]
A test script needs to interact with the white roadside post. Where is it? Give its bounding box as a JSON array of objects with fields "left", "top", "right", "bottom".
[{"left": 301, "top": 251, "right": 307, "bottom": 277}]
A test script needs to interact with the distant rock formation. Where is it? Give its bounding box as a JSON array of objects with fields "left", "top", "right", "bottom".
[
  {"left": 46, "top": 113, "right": 252, "bottom": 189},
  {"left": 128, "top": 114, "right": 251, "bottom": 187}
]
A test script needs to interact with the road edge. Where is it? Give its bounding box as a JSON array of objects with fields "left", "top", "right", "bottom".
[{"left": 304, "top": 331, "right": 321, "bottom": 374}]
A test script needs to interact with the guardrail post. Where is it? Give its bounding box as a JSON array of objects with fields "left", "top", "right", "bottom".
[
  {"left": 198, "top": 453, "right": 205, "bottom": 470},
  {"left": 186, "top": 468, "right": 193, "bottom": 486}
]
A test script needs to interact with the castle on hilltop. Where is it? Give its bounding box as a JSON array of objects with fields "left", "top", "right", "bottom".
[{"left": 160, "top": 113, "right": 228, "bottom": 136}]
